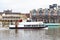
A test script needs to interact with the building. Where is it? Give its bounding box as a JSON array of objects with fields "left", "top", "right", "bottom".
[
  {"left": 53, "top": 4, "right": 57, "bottom": 10},
  {"left": 30, "top": 4, "right": 60, "bottom": 23},
  {"left": 0, "top": 10, "right": 30, "bottom": 27},
  {"left": 49, "top": 4, "right": 57, "bottom": 10}
]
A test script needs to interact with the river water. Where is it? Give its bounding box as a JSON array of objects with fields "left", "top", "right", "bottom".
[{"left": 0, "top": 28, "right": 60, "bottom": 40}]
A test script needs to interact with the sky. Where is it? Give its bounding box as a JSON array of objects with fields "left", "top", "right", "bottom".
[{"left": 0, "top": 0, "right": 59, "bottom": 13}]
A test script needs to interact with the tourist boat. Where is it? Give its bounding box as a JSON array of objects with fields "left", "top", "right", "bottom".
[{"left": 9, "top": 21, "right": 48, "bottom": 29}]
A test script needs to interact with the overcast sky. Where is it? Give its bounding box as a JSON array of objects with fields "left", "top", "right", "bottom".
[{"left": 0, "top": 0, "right": 59, "bottom": 13}]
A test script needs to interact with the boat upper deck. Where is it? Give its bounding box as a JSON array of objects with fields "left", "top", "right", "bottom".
[{"left": 18, "top": 21, "right": 44, "bottom": 25}]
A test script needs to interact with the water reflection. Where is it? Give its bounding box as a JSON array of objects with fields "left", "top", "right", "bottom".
[
  {"left": 0, "top": 30, "right": 9, "bottom": 40},
  {"left": 46, "top": 28, "right": 60, "bottom": 40},
  {"left": 15, "top": 29, "right": 18, "bottom": 34},
  {"left": 0, "top": 27, "right": 60, "bottom": 40}
]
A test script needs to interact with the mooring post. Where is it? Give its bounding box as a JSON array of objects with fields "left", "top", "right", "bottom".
[
  {"left": 15, "top": 20, "right": 18, "bottom": 33},
  {"left": 15, "top": 20, "right": 18, "bottom": 29}
]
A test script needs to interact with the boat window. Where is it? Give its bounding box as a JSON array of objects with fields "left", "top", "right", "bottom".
[
  {"left": 32, "top": 25, "right": 38, "bottom": 27},
  {"left": 24, "top": 25, "right": 31, "bottom": 27},
  {"left": 39, "top": 25, "right": 44, "bottom": 27}
]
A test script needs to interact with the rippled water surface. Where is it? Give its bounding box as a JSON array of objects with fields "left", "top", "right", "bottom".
[{"left": 0, "top": 27, "right": 60, "bottom": 40}]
